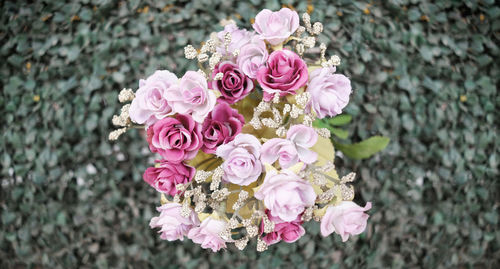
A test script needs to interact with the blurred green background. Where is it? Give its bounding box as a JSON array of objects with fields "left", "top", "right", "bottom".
[{"left": 1, "top": 0, "right": 499, "bottom": 268}]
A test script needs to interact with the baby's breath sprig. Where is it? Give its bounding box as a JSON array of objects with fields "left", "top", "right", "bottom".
[{"left": 109, "top": 89, "right": 143, "bottom": 141}]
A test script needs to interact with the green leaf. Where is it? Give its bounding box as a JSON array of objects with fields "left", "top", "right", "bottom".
[
  {"left": 328, "top": 114, "right": 352, "bottom": 126},
  {"left": 333, "top": 136, "right": 390, "bottom": 159},
  {"left": 312, "top": 119, "right": 329, "bottom": 129},
  {"left": 331, "top": 127, "right": 349, "bottom": 139}
]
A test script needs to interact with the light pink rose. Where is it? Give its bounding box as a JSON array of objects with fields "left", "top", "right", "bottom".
[
  {"left": 306, "top": 67, "right": 352, "bottom": 118},
  {"left": 237, "top": 36, "right": 268, "bottom": 79},
  {"left": 320, "top": 201, "right": 372, "bottom": 242},
  {"left": 187, "top": 217, "right": 228, "bottom": 252},
  {"left": 216, "top": 134, "right": 262, "bottom": 186},
  {"left": 217, "top": 23, "right": 254, "bottom": 56},
  {"left": 252, "top": 8, "right": 299, "bottom": 45},
  {"left": 129, "top": 70, "right": 177, "bottom": 126},
  {"left": 257, "top": 49, "right": 308, "bottom": 101},
  {"left": 261, "top": 211, "right": 305, "bottom": 245},
  {"left": 261, "top": 124, "right": 318, "bottom": 168},
  {"left": 143, "top": 161, "right": 195, "bottom": 196},
  {"left": 146, "top": 114, "right": 203, "bottom": 162},
  {"left": 255, "top": 170, "right": 316, "bottom": 222},
  {"left": 150, "top": 203, "right": 200, "bottom": 241},
  {"left": 165, "top": 71, "right": 216, "bottom": 123}
]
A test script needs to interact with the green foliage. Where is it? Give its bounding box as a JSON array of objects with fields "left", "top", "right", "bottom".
[
  {"left": 315, "top": 114, "right": 390, "bottom": 158},
  {"left": 1, "top": 0, "right": 499, "bottom": 268},
  {"left": 328, "top": 114, "right": 352, "bottom": 126},
  {"left": 334, "top": 136, "right": 390, "bottom": 160}
]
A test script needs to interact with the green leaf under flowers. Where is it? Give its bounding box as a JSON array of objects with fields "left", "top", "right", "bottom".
[
  {"left": 328, "top": 114, "right": 352, "bottom": 126},
  {"left": 312, "top": 119, "right": 329, "bottom": 129},
  {"left": 333, "top": 136, "right": 390, "bottom": 159},
  {"left": 331, "top": 127, "right": 349, "bottom": 139}
]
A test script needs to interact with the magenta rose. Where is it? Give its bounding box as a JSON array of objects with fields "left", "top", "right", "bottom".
[
  {"left": 211, "top": 61, "right": 254, "bottom": 104},
  {"left": 320, "top": 201, "right": 372, "bottom": 242},
  {"left": 261, "top": 211, "right": 305, "bottom": 245},
  {"left": 129, "top": 70, "right": 177, "bottom": 126},
  {"left": 150, "top": 203, "right": 199, "bottom": 241},
  {"left": 257, "top": 49, "right": 308, "bottom": 101},
  {"left": 252, "top": 8, "right": 299, "bottom": 45},
  {"left": 254, "top": 169, "right": 316, "bottom": 222},
  {"left": 147, "top": 114, "right": 203, "bottom": 162},
  {"left": 201, "top": 102, "right": 245, "bottom": 154},
  {"left": 306, "top": 67, "right": 352, "bottom": 118},
  {"left": 143, "top": 161, "right": 195, "bottom": 196},
  {"left": 187, "top": 216, "right": 228, "bottom": 252}
]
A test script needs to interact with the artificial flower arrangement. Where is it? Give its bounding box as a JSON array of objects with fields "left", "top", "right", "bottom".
[{"left": 110, "top": 8, "right": 372, "bottom": 252}]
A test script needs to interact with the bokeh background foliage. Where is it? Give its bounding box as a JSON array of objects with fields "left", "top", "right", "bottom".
[{"left": 1, "top": 0, "right": 499, "bottom": 268}]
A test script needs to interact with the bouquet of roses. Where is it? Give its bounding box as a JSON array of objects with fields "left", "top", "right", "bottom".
[{"left": 110, "top": 8, "right": 372, "bottom": 252}]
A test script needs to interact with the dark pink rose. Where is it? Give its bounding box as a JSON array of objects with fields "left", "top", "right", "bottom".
[
  {"left": 201, "top": 102, "right": 245, "bottom": 154},
  {"left": 147, "top": 114, "right": 203, "bottom": 162},
  {"left": 257, "top": 49, "right": 308, "bottom": 101},
  {"left": 143, "top": 161, "right": 195, "bottom": 196},
  {"left": 211, "top": 61, "right": 254, "bottom": 104},
  {"left": 260, "top": 210, "right": 305, "bottom": 245}
]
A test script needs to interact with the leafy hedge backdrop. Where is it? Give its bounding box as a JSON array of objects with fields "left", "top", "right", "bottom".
[{"left": 1, "top": 0, "right": 499, "bottom": 268}]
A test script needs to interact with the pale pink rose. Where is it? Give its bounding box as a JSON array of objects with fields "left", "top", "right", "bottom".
[
  {"left": 129, "top": 70, "right": 177, "bottom": 126},
  {"left": 216, "top": 134, "right": 262, "bottom": 186},
  {"left": 187, "top": 217, "right": 228, "bottom": 252},
  {"left": 217, "top": 23, "right": 254, "bottom": 56},
  {"left": 261, "top": 139, "right": 298, "bottom": 168},
  {"left": 252, "top": 8, "right": 299, "bottom": 45},
  {"left": 260, "top": 124, "right": 318, "bottom": 168},
  {"left": 257, "top": 49, "right": 308, "bottom": 101},
  {"left": 150, "top": 203, "right": 200, "bottom": 241},
  {"left": 255, "top": 170, "right": 316, "bottom": 222},
  {"left": 261, "top": 211, "right": 305, "bottom": 245},
  {"left": 306, "top": 67, "right": 352, "bottom": 118},
  {"left": 165, "top": 71, "right": 216, "bottom": 123},
  {"left": 237, "top": 36, "right": 268, "bottom": 79},
  {"left": 320, "top": 201, "right": 372, "bottom": 242}
]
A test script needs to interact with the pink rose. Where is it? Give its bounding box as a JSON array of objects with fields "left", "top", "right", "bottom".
[
  {"left": 237, "top": 36, "right": 268, "bottom": 79},
  {"left": 306, "top": 67, "right": 352, "bottom": 118},
  {"left": 252, "top": 8, "right": 299, "bottom": 45},
  {"left": 320, "top": 201, "right": 372, "bottom": 242},
  {"left": 211, "top": 61, "right": 254, "bottom": 104},
  {"left": 143, "top": 161, "right": 195, "bottom": 196},
  {"left": 147, "top": 114, "right": 203, "bottom": 162},
  {"left": 217, "top": 23, "right": 254, "bottom": 56},
  {"left": 255, "top": 170, "right": 316, "bottom": 222},
  {"left": 216, "top": 134, "right": 262, "bottom": 186},
  {"left": 201, "top": 102, "right": 245, "bottom": 154},
  {"left": 261, "top": 124, "right": 318, "bottom": 168},
  {"left": 150, "top": 203, "right": 200, "bottom": 241},
  {"left": 261, "top": 211, "right": 305, "bottom": 245},
  {"left": 187, "top": 217, "right": 228, "bottom": 252},
  {"left": 257, "top": 49, "right": 308, "bottom": 101},
  {"left": 165, "top": 71, "right": 216, "bottom": 123},
  {"left": 129, "top": 70, "right": 177, "bottom": 126}
]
